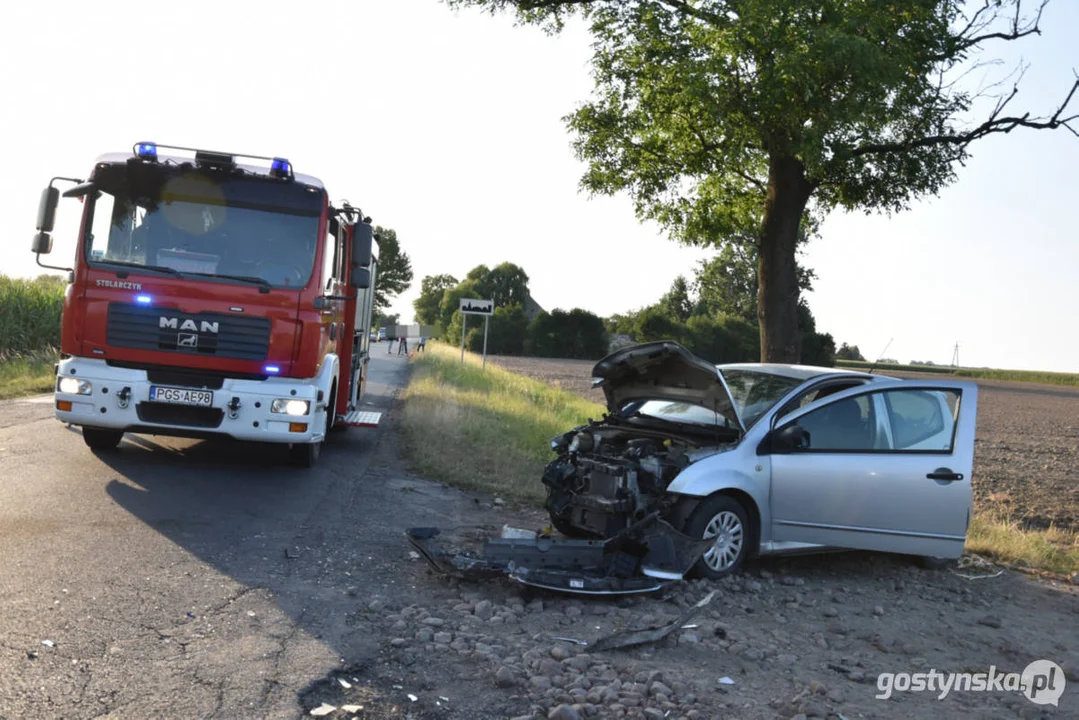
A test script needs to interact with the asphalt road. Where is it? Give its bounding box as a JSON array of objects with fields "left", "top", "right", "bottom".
[{"left": 0, "top": 354, "right": 446, "bottom": 719}]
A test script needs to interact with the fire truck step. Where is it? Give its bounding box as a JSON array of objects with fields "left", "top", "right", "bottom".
[{"left": 341, "top": 411, "right": 382, "bottom": 427}]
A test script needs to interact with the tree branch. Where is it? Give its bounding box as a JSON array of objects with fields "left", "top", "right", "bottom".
[
  {"left": 656, "top": 0, "right": 728, "bottom": 27},
  {"left": 952, "top": 0, "right": 1048, "bottom": 55},
  {"left": 852, "top": 76, "right": 1079, "bottom": 156},
  {"left": 516, "top": 0, "right": 598, "bottom": 8}
]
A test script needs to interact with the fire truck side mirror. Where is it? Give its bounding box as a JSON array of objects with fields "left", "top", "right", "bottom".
[
  {"left": 352, "top": 223, "right": 374, "bottom": 268},
  {"left": 36, "top": 186, "right": 59, "bottom": 234},
  {"left": 32, "top": 231, "right": 54, "bottom": 255},
  {"left": 350, "top": 267, "right": 371, "bottom": 290}
]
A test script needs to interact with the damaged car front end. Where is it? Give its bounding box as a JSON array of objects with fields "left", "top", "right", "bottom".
[{"left": 543, "top": 345, "right": 745, "bottom": 538}]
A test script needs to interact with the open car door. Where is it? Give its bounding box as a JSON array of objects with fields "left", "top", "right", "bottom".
[{"left": 764, "top": 380, "right": 978, "bottom": 559}]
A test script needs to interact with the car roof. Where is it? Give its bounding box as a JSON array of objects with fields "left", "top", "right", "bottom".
[{"left": 717, "top": 362, "right": 885, "bottom": 382}]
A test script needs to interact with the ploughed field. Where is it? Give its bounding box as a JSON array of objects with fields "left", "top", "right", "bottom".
[{"left": 487, "top": 356, "right": 1079, "bottom": 533}]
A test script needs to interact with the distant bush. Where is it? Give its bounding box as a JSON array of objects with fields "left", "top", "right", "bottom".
[
  {"left": 526, "top": 309, "right": 608, "bottom": 360},
  {"left": 0, "top": 275, "right": 65, "bottom": 355}
]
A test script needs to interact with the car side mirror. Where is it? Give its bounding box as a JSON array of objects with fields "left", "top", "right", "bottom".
[
  {"left": 772, "top": 424, "right": 810, "bottom": 453},
  {"left": 350, "top": 267, "right": 371, "bottom": 290},
  {"left": 31, "top": 231, "right": 54, "bottom": 255},
  {"left": 36, "top": 186, "right": 59, "bottom": 234},
  {"left": 352, "top": 223, "right": 373, "bottom": 267}
]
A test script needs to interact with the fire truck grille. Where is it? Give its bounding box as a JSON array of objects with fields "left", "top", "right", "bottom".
[{"left": 107, "top": 303, "right": 271, "bottom": 361}]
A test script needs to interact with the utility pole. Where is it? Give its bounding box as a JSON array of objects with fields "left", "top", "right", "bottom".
[{"left": 951, "top": 342, "right": 960, "bottom": 368}]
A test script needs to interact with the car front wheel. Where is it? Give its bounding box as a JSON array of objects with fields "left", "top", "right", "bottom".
[{"left": 686, "top": 494, "right": 750, "bottom": 579}]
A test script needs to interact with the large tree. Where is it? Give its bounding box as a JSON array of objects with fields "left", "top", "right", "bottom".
[
  {"left": 445, "top": 0, "right": 1078, "bottom": 362},
  {"left": 373, "top": 226, "right": 414, "bottom": 313},
  {"left": 413, "top": 273, "right": 459, "bottom": 330}
]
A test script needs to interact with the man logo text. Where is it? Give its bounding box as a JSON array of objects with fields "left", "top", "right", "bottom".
[{"left": 159, "top": 317, "right": 219, "bottom": 334}]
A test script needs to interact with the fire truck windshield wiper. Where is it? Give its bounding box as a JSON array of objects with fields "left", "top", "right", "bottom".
[
  {"left": 190, "top": 272, "right": 273, "bottom": 293},
  {"left": 95, "top": 259, "right": 184, "bottom": 277}
]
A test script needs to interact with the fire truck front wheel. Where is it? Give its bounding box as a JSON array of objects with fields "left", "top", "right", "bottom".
[
  {"left": 289, "top": 404, "right": 330, "bottom": 468},
  {"left": 82, "top": 427, "right": 124, "bottom": 451}
]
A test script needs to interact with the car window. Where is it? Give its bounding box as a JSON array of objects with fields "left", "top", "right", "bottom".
[
  {"left": 720, "top": 370, "right": 804, "bottom": 429},
  {"left": 794, "top": 396, "right": 876, "bottom": 451},
  {"left": 786, "top": 388, "right": 960, "bottom": 453},
  {"left": 883, "top": 389, "right": 958, "bottom": 451}
]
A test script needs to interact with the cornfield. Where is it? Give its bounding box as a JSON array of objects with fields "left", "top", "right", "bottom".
[{"left": 0, "top": 274, "right": 65, "bottom": 356}]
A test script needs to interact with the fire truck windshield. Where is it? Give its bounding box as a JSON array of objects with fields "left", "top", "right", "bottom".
[{"left": 83, "top": 163, "right": 323, "bottom": 289}]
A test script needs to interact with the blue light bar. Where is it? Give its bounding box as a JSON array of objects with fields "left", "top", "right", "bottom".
[
  {"left": 264, "top": 365, "right": 281, "bottom": 374},
  {"left": 135, "top": 142, "right": 157, "bottom": 160},
  {"left": 269, "top": 157, "right": 291, "bottom": 178},
  {"left": 135, "top": 295, "right": 153, "bottom": 305}
]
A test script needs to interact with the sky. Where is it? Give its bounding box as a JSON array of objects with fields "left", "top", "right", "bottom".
[{"left": 1, "top": 1, "right": 1076, "bottom": 372}]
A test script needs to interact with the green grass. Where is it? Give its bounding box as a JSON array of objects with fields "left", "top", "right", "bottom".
[
  {"left": 0, "top": 275, "right": 64, "bottom": 400},
  {"left": 0, "top": 348, "right": 58, "bottom": 400},
  {"left": 954, "top": 368, "right": 1079, "bottom": 387},
  {"left": 835, "top": 358, "right": 1079, "bottom": 387},
  {"left": 399, "top": 342, "right": 605, "bottom": 505},
  {"left": 0, "top": 274, "right": 65, "bottom": 353},
  {"left": 967, "top": 512, "right": 1079, "bottom": 576}
]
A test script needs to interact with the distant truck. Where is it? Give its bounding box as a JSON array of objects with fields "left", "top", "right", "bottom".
[{"left": 31, "top": 141, "right": 382, "bottom": 467}]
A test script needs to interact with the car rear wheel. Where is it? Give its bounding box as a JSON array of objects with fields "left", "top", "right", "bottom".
[
  {"left": 686, "top": 494, "right": 750, "bottom": 579},
  {"left": 82, "top": 427, "right": 124, "bottom": 451}
]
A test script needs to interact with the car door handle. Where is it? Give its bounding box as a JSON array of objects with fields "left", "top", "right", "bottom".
[{"left": 927, "top": 469, "right": 964, "bottom": 481}]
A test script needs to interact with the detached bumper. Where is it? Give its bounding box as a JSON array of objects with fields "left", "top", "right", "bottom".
[
  {"left": 406, "top": 514, "right": 713, "bottom": 596},
  {"left": 53, "top": 358, "right": 325, "bottom": 444}
]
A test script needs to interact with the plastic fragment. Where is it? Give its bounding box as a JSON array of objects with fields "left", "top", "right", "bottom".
[
  {"left": 407, "top": 693, "right": 418, "bottom": 702},
  {"left": 338, "top": 678, "right": 352, "bottom": 689},
  {"left": 719, "top": 676, "right": 735, "bottom": 685},
  {"left": 309, "top": 703, "right": 336, "bottom": 716}
]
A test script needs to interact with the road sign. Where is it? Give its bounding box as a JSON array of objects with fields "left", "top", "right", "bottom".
[
  {"left": 460, "top": 298, "right": 494, "bottom": 316},
  {"left": 458, "top": 299, "right": 494, "bottom": 369}
]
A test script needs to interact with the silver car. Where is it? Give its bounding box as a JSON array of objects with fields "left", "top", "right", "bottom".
[{"left": 543, "top": 341, "right": 978, "bottom": 578}]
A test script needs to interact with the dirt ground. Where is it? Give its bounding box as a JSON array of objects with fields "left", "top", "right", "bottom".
[{"left": 487, "top": 356, "right": 1079, "bottom": 533}]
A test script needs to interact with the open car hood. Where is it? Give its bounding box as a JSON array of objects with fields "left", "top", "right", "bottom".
[{"left": 591, "top": 341, "right": 744, "bottom": 432}]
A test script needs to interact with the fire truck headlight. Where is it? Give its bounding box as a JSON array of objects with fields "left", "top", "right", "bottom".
[
  {"left": 271, "top": 399, "right": 310, "bottom": 416},
  {"left": 58, "top": 377, "right": 92, "bottom": 395}
]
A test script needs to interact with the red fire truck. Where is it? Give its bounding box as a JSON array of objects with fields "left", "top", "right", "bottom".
[{"left": 31, "top": 142, "right": 381, "bottom": 467}]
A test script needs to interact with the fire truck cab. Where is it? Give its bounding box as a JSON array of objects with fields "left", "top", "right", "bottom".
[{"left": 32, "top": 141, "right": 381, "bottom": 467}]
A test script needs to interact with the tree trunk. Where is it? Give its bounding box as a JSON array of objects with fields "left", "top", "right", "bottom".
[{"left": 757, "top": 154, "right": 813, "bottom": 363}]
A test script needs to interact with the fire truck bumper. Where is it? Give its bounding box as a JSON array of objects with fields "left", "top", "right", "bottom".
[{"left": 53, "top": 358, "right": 330, "bottom": 444}]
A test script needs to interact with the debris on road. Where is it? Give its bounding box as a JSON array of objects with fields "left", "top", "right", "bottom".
[
  {"left": 588, "top": 590, "right": 716, "bottom": 652},
  {"left": 407, "top": 693, "right": 418, "bottom": 702},
  {"left": 551, "top": 636, "right": 588, "bottom": 646},
  {"left": 718, "top": 676, "right": 736, "bottom": 685},
  {"left": 337, "top": 677, "right": 352, "bottom": 689},
  {"left": 309, "top": 703, "right": 336, "bottom": 716},
  {"left": 406, "top": 513, "right": 712, "bottom": 595},
  {"left": 341, "top": 706, "right": 363, "bottom": 714},
  {"left": 952, "top": 554, "right": 1004, "bottom": 580},
  {"left": 41, "top": 640, "right": 55, "bottom": 648}
]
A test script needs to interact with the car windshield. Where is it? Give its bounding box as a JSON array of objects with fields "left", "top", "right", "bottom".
[
  {"left": 720, "top": 369, "right": 805, "bottom": 429},
  {"left": 622, "top": 400, "right": 740, "bottom": 431},
  {"left": 83, "top": 164, "right": 322, "bottom": 288}
]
